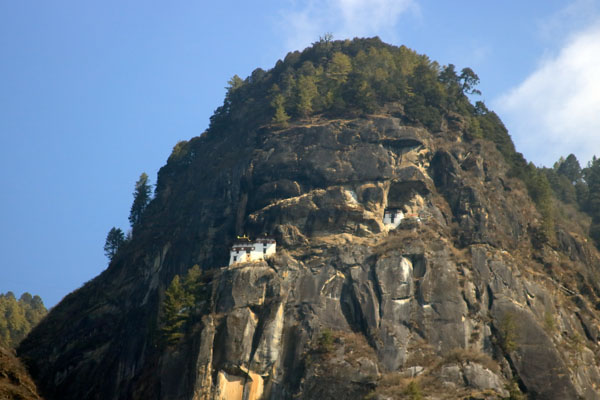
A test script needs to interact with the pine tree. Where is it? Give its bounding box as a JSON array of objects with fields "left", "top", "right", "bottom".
[
  {"left": 556, "top": 154, "right": 582, "bottom": 183},
  {"left": 296, "top": 75, "right": 318, "bottom": 117},
  {"left": 459, "top": 67, "right": 481, "bottom": 95},
  {"left": 326, "top": 52, "right": 351, "bottom": 84},
  {"left": 272, "top": 94, "right": 290, "bottom": 125},
  {"left": 104, "top": 227, "right": 125, "bottom": 260},
  {"left": 526, "top": 166, "right": 555, "bottom": 241},
  {"left": 161, "top": 275, "right": 194, "bottom": 344},
  {"left": 270, "top": 85, "right": 290, "bottom": 126},
  {"left": 129, "top": 173, "right": 151, "bottom": 228},
  {"left": 583, "top": 157, "right": 600, "bottom": 247}
]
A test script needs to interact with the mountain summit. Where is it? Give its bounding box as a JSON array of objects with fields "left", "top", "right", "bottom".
[{"left": 18, "top": 38, "right": 600, "bottom": 399}]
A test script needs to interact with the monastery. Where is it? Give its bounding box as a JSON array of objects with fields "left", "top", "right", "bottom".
[
  {"left": 228, "top": 235, "right": 276, "bottom": 266},
  {"left": 383, "top": 208, "right": 404, "bottom": 229},
  {"left": 228, "top": 209, "right": 422, "bottom": 267}
]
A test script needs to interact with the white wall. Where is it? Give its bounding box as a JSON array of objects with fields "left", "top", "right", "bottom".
[
  {"left": 229, "top": 247, "right": 253, "bottom": 265},
  {"left": 383, "top": 210, "right": 404, "bottom": 229},
  {"left": 229, "top": 241, "right": 276, "bottom": 266},
  {"left": 250, "top": 241, "right": 276, "bottom": 261}
]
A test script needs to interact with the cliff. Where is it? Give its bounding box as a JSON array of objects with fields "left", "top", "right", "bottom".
[{"left": 18, "top": 40, "right": 600, "bottom": 399}]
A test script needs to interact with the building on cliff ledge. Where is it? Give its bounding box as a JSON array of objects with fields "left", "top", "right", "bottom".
[
  {"left": 383, "top": 208, "right": 404, "bottom": 229},
  {"left": 228, "top": 235, "right": 276, "bottom": 266}
]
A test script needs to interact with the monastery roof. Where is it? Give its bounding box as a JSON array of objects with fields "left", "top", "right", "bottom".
[{"left": 231, "top": 234, "right": 276, "bottom": 249}]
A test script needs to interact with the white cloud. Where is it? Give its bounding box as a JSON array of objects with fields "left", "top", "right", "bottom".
[
  {"left": 278, "top": 0, "right": 418, "bottom": 52},
  {"left": 494, "top": 22, "right": 600, "bottom": 166}
]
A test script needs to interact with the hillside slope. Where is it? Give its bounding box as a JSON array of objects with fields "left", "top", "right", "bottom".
[
  {"left": 18, "top": 39, "right": 600, "bottom": 399},
  {"left": 0, "top": 346, "right": 43, "bottom": 400}
]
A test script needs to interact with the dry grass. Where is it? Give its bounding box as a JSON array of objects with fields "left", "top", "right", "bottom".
[
  {"left": 372, "top": 372, "right": 503, "bottom": 400},
  {"left": 373, "top": 230, "right": 420, "bottom": 256},
  {"left": 404, "top": 339, "right": 439, "bottom": 369},
  {"left": 0, "top": 347, "right": 43, "bottom": 400},
  {"left": 336, "top": 331, "right": 377, "bottom": 366},
  {"left": 371, "top": 374, "right": 425, "bottom": 400},
  {"left": 437, "top": 347, "right": 500, "bottom": 374}
]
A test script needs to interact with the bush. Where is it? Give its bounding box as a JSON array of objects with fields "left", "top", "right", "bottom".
[
  {"left": 498, "top": 313, "right": 518, "bottom": 353},
  {"left": 404, "top": 380, "right": 423, "bottom": 400},
  {"left": 503, "top": 380, "right": 526, "bottom": 400},
  {"left": 317, "top": 328, "right": 335, "bottom": 353}
]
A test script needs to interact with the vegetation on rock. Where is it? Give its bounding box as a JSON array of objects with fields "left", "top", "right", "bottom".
[{"left": 204, "top": 37, "right": 483, "bottom": 136}]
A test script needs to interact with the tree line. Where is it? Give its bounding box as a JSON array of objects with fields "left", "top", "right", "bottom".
[
  {"left": 206, "top": 36, "right": 482, "bottom": 136},
  {"left": 541, "top": 154, "right": 600, "bottom": 247},
  {"left": 0, "top": 292, "right": 46, "bottom": 348}
]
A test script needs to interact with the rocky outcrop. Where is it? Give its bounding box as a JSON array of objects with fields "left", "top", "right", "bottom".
[
  {"left": 19, "top": 114, "right": 600, "bottom": 399},
  {"left": 0, "top": 346, "right": 43, "bottom": 400}
]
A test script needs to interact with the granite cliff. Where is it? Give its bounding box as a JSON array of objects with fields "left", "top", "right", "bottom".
[{"left": 18, "top": 40, "right": 600, "bottom": 399}]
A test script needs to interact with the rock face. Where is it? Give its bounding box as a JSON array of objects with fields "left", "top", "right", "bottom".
[{"left": 19, "top": 115, "right": 600, "bottom": 399}]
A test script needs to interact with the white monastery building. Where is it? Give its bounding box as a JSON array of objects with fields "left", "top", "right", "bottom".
[
  {"left": 229, "top": 235, "right": 276, "bottom": 266},
  {"left": 383, "top": 208, "right": 404, "bottom": 229}
]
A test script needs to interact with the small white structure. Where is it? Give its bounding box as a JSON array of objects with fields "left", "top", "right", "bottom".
[
  {"left": 229, "top": 235, "right": 276, "bottom": 266},
  {"left": 383, "top": 208, "right": 404, "bottom": 229}
]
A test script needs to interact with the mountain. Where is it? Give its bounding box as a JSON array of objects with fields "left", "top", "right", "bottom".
[{"left": 18, "top": 38, "right": 600, "bottom": 399}]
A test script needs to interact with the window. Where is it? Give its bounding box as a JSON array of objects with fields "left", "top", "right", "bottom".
[
  {"left": 233, "top": 256, "right": 237, "bottom": 261},
  {"left": 263, "top": 247, "right": 267, "bottom": 254}
]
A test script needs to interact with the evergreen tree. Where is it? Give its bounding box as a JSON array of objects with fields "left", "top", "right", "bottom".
[
  {"left": 270, "top": 84, "right": 290, "bottom": 126},
  {"left": 272, "top": 94, "right": 290, "bottom": 125},
  {"left": 226, "top": 74, "right": 244, "bottom": 92},
  {"left": 104, "top": 227, "right": 125, "bottom": 260},
  {"left": 525, "top": 166, "right": 555, "bottom": 241},
  {"left": 584, "top": 157, "right": 600, "bottom": 212},
  {"left": 295, "top": 75, "right": 318, "bottom": 117},
  {"left": 405, "top": 63, "right": 444, "bottom": 130},
  {"left": 326, "top": 52, "right": 351, "bottom": 84},
  {"left": 161, "top": 275, "right": 194, "bottom": 344},
  {"left": 439, "top": 64, "right": 460, "bottom": 95},
  {"left": 129, "top": 173, "right": 151, "bottom": 228},
  {"left": 583, "top": 157, "right": 600, "bottom": 247},
  {"left": 543, "top": 168, "right": 577, "bottom": 204},
  {"left": 459, "top": 67, "right": 481, "bottom": 95},
  {"left": 557, "top": 153, "right": 582, "bottom": 183}
]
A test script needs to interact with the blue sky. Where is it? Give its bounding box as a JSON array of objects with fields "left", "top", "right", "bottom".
[{"left": 1, "top": 0, "right": 599, "bottom": 307}]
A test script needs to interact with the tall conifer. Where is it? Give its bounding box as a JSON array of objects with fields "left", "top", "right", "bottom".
[{"left": 129, "top": 173, "right": 151, "bottom": 228}]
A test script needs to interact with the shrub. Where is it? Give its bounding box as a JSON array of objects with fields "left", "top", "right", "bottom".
[
  {"left": 317, "top": 328, "right": 335, "bottom": 353},
  {"left": 498, "top": 313, "right": 518, "bottom": 353},
  {"left": 404, "top": 380, "right": 423, "bottom": 400}
]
